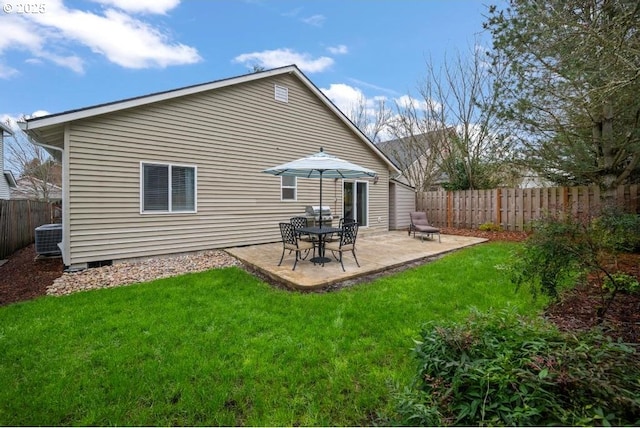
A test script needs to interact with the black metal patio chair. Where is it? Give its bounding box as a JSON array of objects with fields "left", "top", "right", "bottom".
[
  {"left": 290, "top": 217, "right": 315, "bottom": 241},
  {"left": 325, "top": 221, "right": 360, "bottom": 271},
  {"left": 325, "top": 217, "right": 356, "bottom": 242},
  {"left": 278, "top": 222, "right": 315, "bottom": 270}
]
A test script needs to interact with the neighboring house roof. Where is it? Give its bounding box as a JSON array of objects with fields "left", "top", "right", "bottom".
[
  {"left": 377, "top": 128, "right": 456, "bottom": 170},
  {"left": 10, "top": 176, "right": 62, "bottom": 201},
  {"left": 377, "top": 129, "right": 455, "bottom": 188},
  {"left": 20, "top": 64, "right": 399, "bottom": 174},
  {"left": 390, "top": 176, "right": 415, "bottom": 191}
]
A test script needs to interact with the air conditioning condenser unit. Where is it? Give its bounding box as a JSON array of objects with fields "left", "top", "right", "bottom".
[{"left": 35, "top": 223, "right": 62, "bottom": 256}]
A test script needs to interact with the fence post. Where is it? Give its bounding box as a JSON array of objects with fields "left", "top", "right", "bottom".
[
  {"left": 447, "top": 191, "right": 453, "bottom": 228},
  {"left": 496, "top": 188, "right": 502, "bottom": 228}
]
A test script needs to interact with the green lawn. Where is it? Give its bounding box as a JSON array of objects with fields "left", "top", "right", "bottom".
[{"left": 0, "top": 242, "right": 543, "bottom": 426}]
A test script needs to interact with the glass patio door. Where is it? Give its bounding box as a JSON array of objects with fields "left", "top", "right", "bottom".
[{"left": 343, "top": 181, "right": 368, "bottom": 226}]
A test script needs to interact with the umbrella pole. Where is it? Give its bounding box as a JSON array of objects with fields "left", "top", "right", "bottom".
[{"left": 319, "top": 170, "right": 323, "bottom": 230}]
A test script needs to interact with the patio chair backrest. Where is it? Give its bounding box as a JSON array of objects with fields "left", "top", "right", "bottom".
[
  {"left": 339, "top": 222, "right": 359, "bottom": 247},
  {"left": 279, "top": 222, "right": 298, "bottom": 246},
  {"left": 339, "top": 217, "right": 356, "bottom": 228},
  {"left": 290, "top": 216, "right": 308, "bottom": 230},
  {"left": 410, "top": 211, "right": 430, "bottom": 225}
]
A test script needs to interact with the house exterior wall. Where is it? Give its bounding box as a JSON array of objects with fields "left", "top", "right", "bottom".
[
  {"left": 65, "top": 74, "right": 390, "bottom": 266},
  {"left": 389, "top": 181, "right": 415, "bottom": 230},
  {"left": 0, "top": 134, "right": 10, "bottom": 200}
]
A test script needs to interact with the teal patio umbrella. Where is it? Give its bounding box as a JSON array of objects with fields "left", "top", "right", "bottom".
[{"left": 263, "top": 148, "right": 377, "bottom": 229}]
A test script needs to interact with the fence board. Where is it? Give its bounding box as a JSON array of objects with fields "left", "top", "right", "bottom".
[
  {"left": 0, "top": 200, "right": 55, "bottom": 259},
  {"left": 421, "top": 184, "right": 640, "bottom": 230}
]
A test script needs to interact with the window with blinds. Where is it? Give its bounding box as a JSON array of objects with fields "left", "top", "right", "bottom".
[{"left": 141, "top": 162, "right": 196, "bottom": 213}]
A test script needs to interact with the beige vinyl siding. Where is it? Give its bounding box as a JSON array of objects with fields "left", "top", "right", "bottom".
[
  {"left": 66, "top": 74, "right": 390, "bottom": 265},
  {"left": 389, "top": 181, "right": 416, "bottom": 230}
]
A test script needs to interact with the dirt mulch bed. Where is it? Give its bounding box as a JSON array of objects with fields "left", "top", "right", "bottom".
[
  {"left": 440, "top": 226, "right": 531, "bottom": 242},
  {"left": 0, "top": 244, "right": 64, "bottom": 306},
  {"left": 1, "top": 231, "right": 638, "bottom": 345},
  {"left": 544, "top": 252, "right": 640, "bottom": 344}
]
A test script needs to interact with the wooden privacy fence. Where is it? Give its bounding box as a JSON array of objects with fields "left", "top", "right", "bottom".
[
  {"left": 418, "top": 185, "right": 640, "bottom": 231},
  {"left": 0, "top": 200, "right": 56, "bottom": 259}
]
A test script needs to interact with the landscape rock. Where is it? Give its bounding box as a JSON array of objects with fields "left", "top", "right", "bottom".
[{"left": 47, "top": 251, "right": 240, "bottom": 296}]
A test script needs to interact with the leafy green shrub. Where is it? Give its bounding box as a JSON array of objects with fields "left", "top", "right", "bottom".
[
  {"left": 507, "top": 210, "right": 638, "bottom": 319},
  {"left": 508, "top": 213, "right": 588, "bottom": 298},
  {"left": 592, "top": 209, "right": 640, "bottom": 253},
  {"left": 478, "top": 222, "right": 502, "bottom": 232},
  {"left": 602, "top": 272, "right": 640, "bottom": 295},
  {"left": 390, "top": 307, "right": 640, "bottom": 426}
]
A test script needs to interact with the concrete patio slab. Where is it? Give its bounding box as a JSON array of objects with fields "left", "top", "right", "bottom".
[{"left": 226, "top": 231, "right": 487, "bottom": 290}]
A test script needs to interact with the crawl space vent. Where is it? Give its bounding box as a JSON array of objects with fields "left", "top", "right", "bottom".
[{"left": 274, "top": 85, "right": 289, "bottom": 103}]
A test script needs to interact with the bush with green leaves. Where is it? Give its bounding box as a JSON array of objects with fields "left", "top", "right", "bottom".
[
  {"left": 508, "top": 212, "right": 590, "bottom": 299},
  {"left": 478, "top": 222, "right": 502, "bottom": 232},
  {"left": 602, "top": 272, "right": 640, "bottom": 295},
  {"left": 506, "top": 209, "right": 639, "bottom": 319},
  {"left": 390, "top": 307, "right": 640, "bottom": 426},
  {"left": 592, "top": 209, "right": 640, "bottom": 253}
]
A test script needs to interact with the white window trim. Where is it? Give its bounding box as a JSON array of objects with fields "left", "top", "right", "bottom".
[
  {"left": 281, "top": 176, "right": 297, "bottom": 201},
  {"left": 140, "top": 161, "right": 198, "bottom": 214}
]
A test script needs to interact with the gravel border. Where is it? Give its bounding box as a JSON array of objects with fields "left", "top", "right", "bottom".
[{"left": 48, "top": 250, "right": 241, "bottom": 296}]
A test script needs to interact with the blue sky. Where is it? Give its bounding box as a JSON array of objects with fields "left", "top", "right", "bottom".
[{"left": 0, "top": 0, "right": 499, "bottom": 128}]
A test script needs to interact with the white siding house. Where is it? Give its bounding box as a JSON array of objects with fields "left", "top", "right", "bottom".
[
  {"left": 0, "top": 123, "right": 17, "bottom": 200},
  {"left": 21, "top": 65, "right": 399, "bottom": 269}
]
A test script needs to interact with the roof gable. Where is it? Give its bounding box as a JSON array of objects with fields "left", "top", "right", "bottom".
[{"left": 22, "top": 65, "right": 398, "bottom": 173}]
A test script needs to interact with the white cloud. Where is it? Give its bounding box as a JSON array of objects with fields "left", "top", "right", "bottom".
[
  {"left": 321, "top": 83, "right": 399, "bottom": 142},
  {"left": 0, "top": 14, "right": 82, "bottom": 74},
  {"left": 320, "top": 83, "right": 365, "bottom": 114},
  {"left": 1, "top": 114, "right": 19, "bottom": 130},
  {"left": 90, "top": 0, "right": 181, "bottom": 14},
  {"left": 233, "top": 48, "right": 333, "bottom": 73},
  {"left": 327, "top": 45, "right": 348, "bottom": 55},
  {"left": 30, "top": 110, "right": 51, "bottom": 118},
  {"left": 1, "top": 111, "right": 50, "bottom": 130},
  {"left": 0, "top": 0, "right": 200, "bottom": 75},
  {"left": 395, "top": 95, "right": 440, "bottom": 112},
  {"left": 0, "top": 16, "right": 41, "bottom": 52},
  {"left": 0, "top": 63, "right": 19, "bottom": 79},
  {"left": 281, "top": 7, "right": 302, "bottom": 17},
  {"left": 302, "top": 14, "right": 325, "bottom": 27}
]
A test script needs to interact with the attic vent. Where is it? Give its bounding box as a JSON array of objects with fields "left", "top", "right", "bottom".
[{"left": 274, "top": 85, "right": 288, "bottom": 103}]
